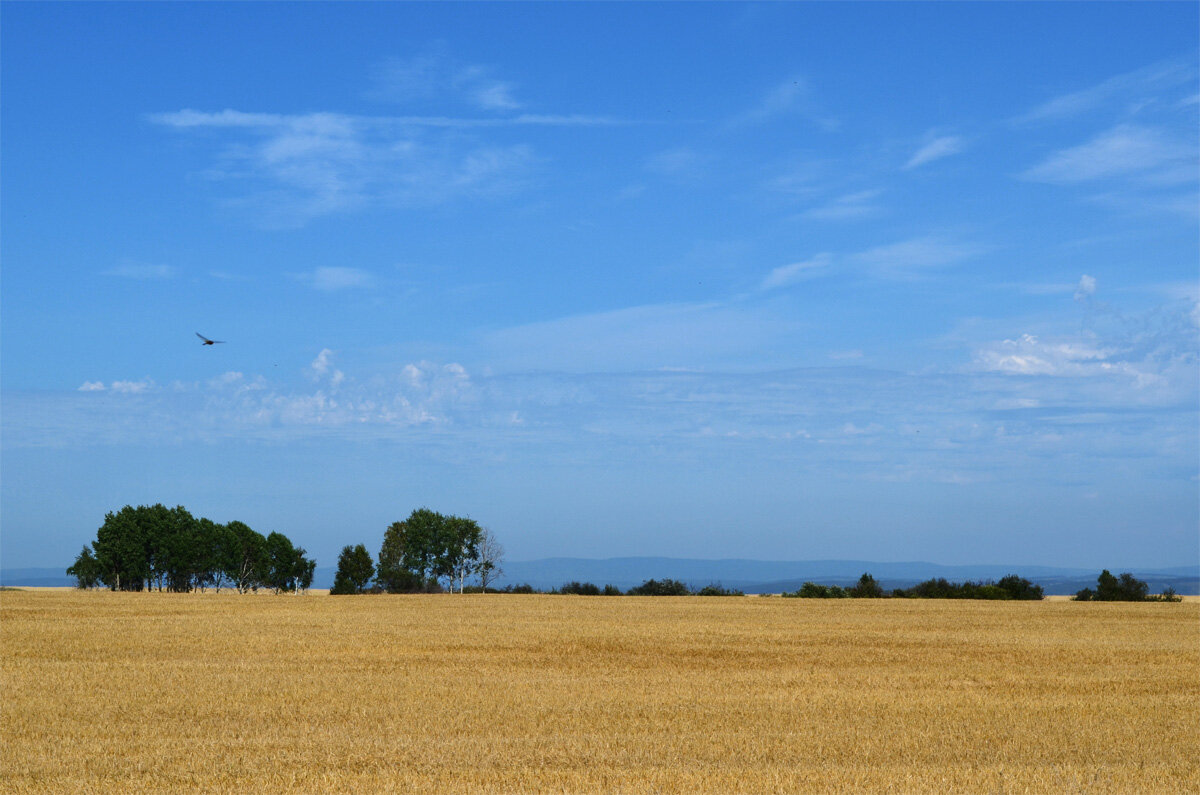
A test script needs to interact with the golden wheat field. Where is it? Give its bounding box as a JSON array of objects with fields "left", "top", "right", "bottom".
[{"left": 1, "top": 589, "right": 1197, "bottom": 794}]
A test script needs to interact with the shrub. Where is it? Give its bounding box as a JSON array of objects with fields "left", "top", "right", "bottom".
[
  {"left": 997, "top": 574, "right": 1045, "bottom": 600},
  {"left": 783, "top": 582, "right": 849, "bottom": 598},
  {"left": 1150, "top": 587, "right": 1183, "bottom": 603},
  {"left": 627, "top": 578, "right": 690, "bottom": 596},
  {"left": 559, "top": 581, "right": 602, "bottom": 595},
  {"left": 602, "top": 584, "right": 623, "bottom": 596},
  {"left": 501, "top": 583, "right": 537, "bottom": 594},
  {"left": 695, "top": 583, "right": 744, "bottom": 596}
]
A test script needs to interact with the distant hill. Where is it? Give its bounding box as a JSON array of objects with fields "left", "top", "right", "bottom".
[{"left": 7, "top": 558, "right": 1198, "bottom": 595}]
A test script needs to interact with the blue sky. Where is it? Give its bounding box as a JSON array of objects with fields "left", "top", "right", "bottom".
[{"left": 3, "top": 3, "right": 1197, "bottom": 571}]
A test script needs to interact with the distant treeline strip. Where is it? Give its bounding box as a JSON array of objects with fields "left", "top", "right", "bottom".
[
  {"left": 485, "top": 572, "right": 1181, "bottom": 601},
  {"left": 67, "top": 504, "right": 315, "bottom": 594}
]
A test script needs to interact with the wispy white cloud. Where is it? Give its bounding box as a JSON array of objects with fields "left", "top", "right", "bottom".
[
  {"left": 151, "top": 109, "right": 541, "bottom": 226},
  {"left": 760, "top": 253, "right": 833, "bottom": 291},
  {"left": 904, "top": 134, "right": 965, "bottom": 170},
  {"left": 729, "top": 76, "right": 837, "bottom": 130},
  {"left": 645, "top": 147, "right": 710, "bottom": 181},
  {"left": 800, "top": 189, "right": 883, "bottom": 221},
  {"left": 109, "top": 379, "right": 155, "bottom": 394},
  {"left": 102, "top": 262, "right": 178, "bottom": 279},
  {"left": 367, "top": 54, "right": 521, "bottom": 112},
  {"left": 482, "top": 300, "right": 804, "bottom": 372},
  {"left": 1022, "top": 123, "right": 1194, "bottom": 185},
  {"left": 1015, "top": 58, "right": 1197, "bottom": 124},
  {"left": 294, "top": 266, "right": 374, "bottom": 291},
  {"left": 78, "top": 381, "right": 106, "bottom": 392},
  {"left": 851, "top": 236, "right": 983, "bottom": 279}
]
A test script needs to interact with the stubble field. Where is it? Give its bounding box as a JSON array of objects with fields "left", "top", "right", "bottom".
[{"left": 2, "top": 588, "right": 1197, "bottom": 793}]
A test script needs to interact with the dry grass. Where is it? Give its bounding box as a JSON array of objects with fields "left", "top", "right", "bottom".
[{"left": 2, "top": 588, "right": 1197, "bottom": 793}]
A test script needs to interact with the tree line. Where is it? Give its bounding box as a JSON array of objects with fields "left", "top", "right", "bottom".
[{"left": 67, "top": 504, "right": 315, "bottom": 594}]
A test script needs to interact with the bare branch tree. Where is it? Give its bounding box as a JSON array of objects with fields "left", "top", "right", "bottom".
[{"left": 476, "top": 528, "right": 504, "bottom": 591}]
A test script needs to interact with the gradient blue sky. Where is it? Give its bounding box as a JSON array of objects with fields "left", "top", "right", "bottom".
[{"left": 3, "top": 3, "right": 1197, "bottom": 571}]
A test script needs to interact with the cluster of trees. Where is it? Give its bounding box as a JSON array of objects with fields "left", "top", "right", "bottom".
[
  {"left": 783, "top": 573, "right": 1045, "bottom": 600},
  {"left": 67, "top": 504, "right": 315, "bottom": 594},
  {"left": 1074, "top": 570, "right": 1182, "bottom": 602},
  {"left": 894, "top": 574, "right": 1045, "bottom": 600},
  {"left": 331, "top": 508, "right": 503, "bottom": 595}
]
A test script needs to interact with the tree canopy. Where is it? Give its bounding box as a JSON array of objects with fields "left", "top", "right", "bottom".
[{"left": 375, "top": 508, "right": 484, "bottom": 593}]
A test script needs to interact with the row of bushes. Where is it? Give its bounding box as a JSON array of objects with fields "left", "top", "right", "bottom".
[
  {"left": 785, "top": 573, "right": 1044, "bottom": 600},
  {"left": 454, "top": 579, "right": 745, "bottom": 596}
]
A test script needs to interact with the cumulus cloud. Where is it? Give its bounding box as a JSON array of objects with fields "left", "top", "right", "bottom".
[
  {"left": 78, "top": 381, "right": 106, "bottom": 392},
  {"left": 974, "top": 334, "right": 1115, "bottom": 376},
  {"left": 1075, "top": 274, "right": 1097, "bottom": 302},
  {"left": 309, "top": 349, "right": 345, "bottom": 386}
]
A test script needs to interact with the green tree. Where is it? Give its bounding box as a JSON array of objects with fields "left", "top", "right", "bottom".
[
  {"left": 66, "top": 546, "right": 102, "bottom": 589},
  {"left": 848, "top": 573, "right": 885, "bottom": 598},
  {"left": 226, "top": 520, "right": 267, "bottom": 594},
  {"left": 396, "top": 508, "right": 444, "bottom": 587},
  {"left": 1095, "top": 569, "right": 1121, "bottom": 601},
  {"left": 997, "top": 574, "right": 1044, "bottom": 601},
  {"left": 331, "top": 544, "right": 375, "bottom": 595},
  {"left": 439, "top": 515, "right": 483, "bottom": 593},
  {"left": 93, "top": 506, "right": 149, "bottom": 591},
  {"left": 263, "top": 532, "right": 306, "bottom": 594},
  {"left": 377, "top": 520, "right": 424, "bottom": 593}
]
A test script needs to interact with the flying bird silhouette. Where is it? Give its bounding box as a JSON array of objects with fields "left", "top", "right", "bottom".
[{"left": 196, "top": 333, "right": 225, "bottom": 346}]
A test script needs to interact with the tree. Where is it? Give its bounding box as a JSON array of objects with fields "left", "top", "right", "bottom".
[
  {"left": 192, "top": 518, "right": 231, "bottom": 592},
  {"left": 67, "top": 546, "right": 102, "bottom": 589},
  {"left": 331, "top": 544, "right": 375, "bottom": 595},
  {"left": 395, "top": 508, "right": 444, "bottom": 587},
  {"left": 476, "top": 528, "right": 504, "bottom": 591},
  {"left": 439, "top": 515, "right": 482, "bottom": 593},
  {"left": 93, "top": 506, "right": 149, "bottom": 591},
  {"left": 377, "top": 521, "right": 424, "bottom": 593},
  {"left": 848, "top": 573, "right": 885, "bottom": 598},
  {"left": 226, "top": 521, "right": 267, "bottom": 594},
  {"left": 997, "top": 574, "right": 1044, "bottom": 601},
  {"left": 262, "top": 531, "right": 314, "bottom": 594}
]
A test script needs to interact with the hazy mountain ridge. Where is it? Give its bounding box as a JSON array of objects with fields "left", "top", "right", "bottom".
[{"left": 9, "top": 558, "right": 1197, "bottom": 595}]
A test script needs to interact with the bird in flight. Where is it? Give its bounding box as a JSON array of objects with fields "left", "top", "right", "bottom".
[{"left": 196, "top": 332, "right": 225, "bottom": 346}]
